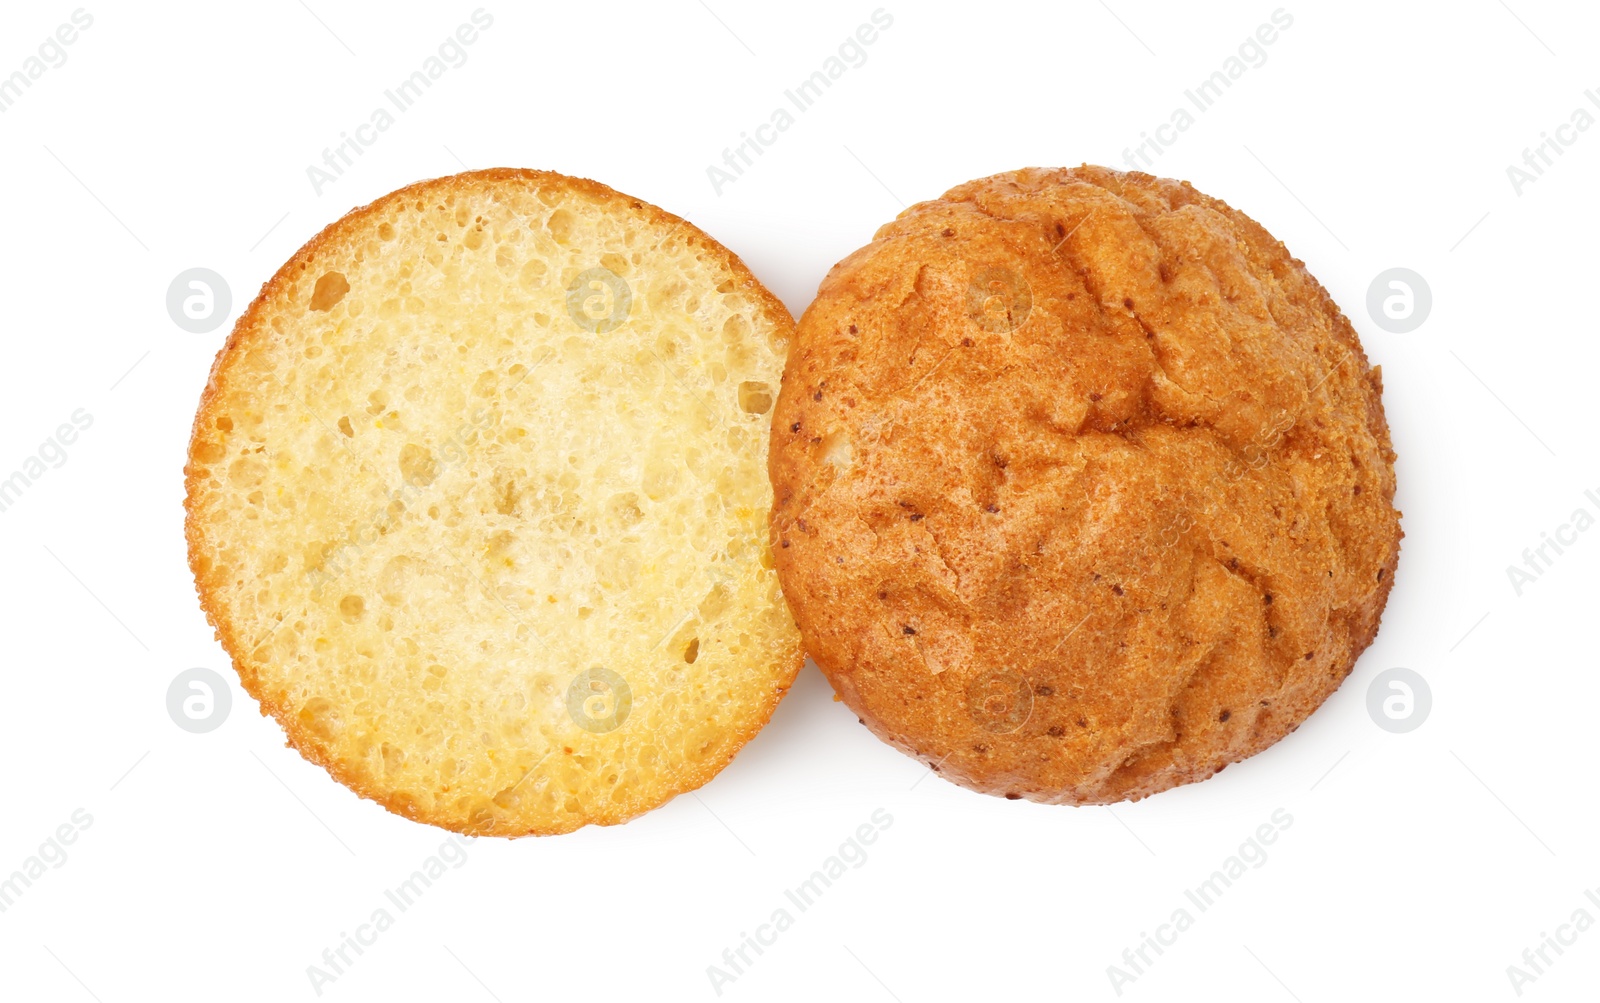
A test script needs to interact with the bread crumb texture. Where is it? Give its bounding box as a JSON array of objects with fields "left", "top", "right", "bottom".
[
  {"left": 771, "top": 166, "right": 1401, "bottom": 805},
  {"left": 187, "top": 169, "right": 801, "bottom": 836}
]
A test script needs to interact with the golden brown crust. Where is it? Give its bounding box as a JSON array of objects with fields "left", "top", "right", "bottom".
[
  {"left": 186, "top": 169, "right": 801, "bottom": 835},
  {"left": 770, "top": 166, "right": 1401, "bottom": 804}
]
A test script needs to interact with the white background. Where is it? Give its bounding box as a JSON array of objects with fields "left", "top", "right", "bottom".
[{"left": 1, "top": 1, "right": 1596, "bottom": 1000}]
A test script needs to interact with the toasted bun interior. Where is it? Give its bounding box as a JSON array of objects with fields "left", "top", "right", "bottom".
[{"left": 186, "top": 169, "right": 802, "bottom": 836}]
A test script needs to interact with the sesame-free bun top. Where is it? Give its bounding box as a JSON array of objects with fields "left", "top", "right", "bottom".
[
  {"left": 770, "top": 166, "right": 1400, "bottom": 804},
  {"left": 186, "top": 169, "right": 802, "bottom": 836}
]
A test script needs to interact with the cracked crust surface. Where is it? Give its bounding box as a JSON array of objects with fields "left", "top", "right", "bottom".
[{"left": 770, "top": 166, "right": 1401, "bottom": 804}]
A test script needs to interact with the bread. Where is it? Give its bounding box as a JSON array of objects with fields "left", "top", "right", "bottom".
[
  {"left": 186, "top": 169, "right": 803, "bottom": 836},
  {"left": 770, "top": 166, "right": 1401, "bottom": 804}
]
